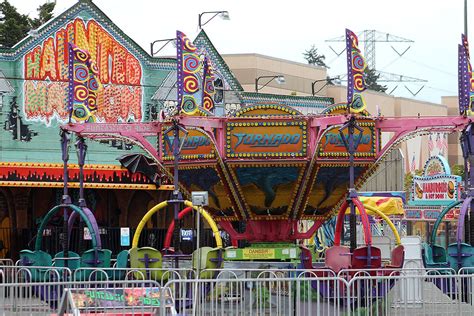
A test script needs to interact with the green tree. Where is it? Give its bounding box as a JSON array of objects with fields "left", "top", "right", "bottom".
[
  {"left": 404, "top": 169, "right": 423, "bottom": 200},
  {"left": 364, "top": 67, "right": 388, "bottom": 93},
  {"left": 30, "top": 1, "right": 55, "bottom": 29},
  {"left": 303, "top": 45, "right": 328, "bottom": 68},
  {"left": 0, "top": 0, "right": 30, "bottom": 48},
  {"left": 0, "top": 0, "right": 55, "bottom": 48},
  {"left": 451, "top": 164, "right": 465, "bottom": 178}
]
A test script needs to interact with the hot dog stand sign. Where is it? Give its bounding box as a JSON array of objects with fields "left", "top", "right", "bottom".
[{"left": 411, "top": 155, "right": 462, "bottom": 206}]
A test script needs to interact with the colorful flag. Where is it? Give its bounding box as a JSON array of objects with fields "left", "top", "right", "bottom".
[
  {"left": 458, "top": 34, "right": 474, "bottom": 115},
  {"left": 202, "top": 56, "right": 216, "bottom": 112},
  {"left": 177, "top": 31, "right": 203, "bottom": 116},
  {"left": 67, "top": 43, "right": 102, "bottom": 123},
  {"left": 436, "top": 133, "right": 443, "bottom": 150},
  {"left": 346, "top": 29, "right": 367, "bottom": 113},
  {"left": 443, "top": 133, "right": 449, "bottom": 154}
]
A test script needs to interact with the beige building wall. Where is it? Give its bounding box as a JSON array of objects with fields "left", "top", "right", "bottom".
[{"left": 223, "top": 54, "right": 327, "bottom": 96}]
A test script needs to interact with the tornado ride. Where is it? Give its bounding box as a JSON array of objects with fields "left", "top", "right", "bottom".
[{"left": 16, "top": 28, "right": 474, "bottom": 310}]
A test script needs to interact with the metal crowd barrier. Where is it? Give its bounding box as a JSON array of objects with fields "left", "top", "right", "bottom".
[{"left": 1, "top": 265, "right": 474, "bottom": 315}]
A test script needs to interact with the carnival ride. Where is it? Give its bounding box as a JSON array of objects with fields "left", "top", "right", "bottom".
[
  {"left": 13, "top": 29, "right": 474, "bottom": 313},
  {"left": 19, "top": 133, "right": 127, "bottom": 284}
]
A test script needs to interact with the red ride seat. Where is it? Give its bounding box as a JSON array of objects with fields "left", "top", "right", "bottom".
[
  {"left": 351, "top": 246, "right": 382, "bottom": 271},
  {"left": 325, "top": 246, "right": 351, "bottom": 273},
  {"left": 385, "top": 245, "right": 405, "bottom": 269}
]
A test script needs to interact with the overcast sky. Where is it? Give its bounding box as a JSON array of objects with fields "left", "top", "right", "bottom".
[{"left": 10, "top": 0, "right": 471, "bottom": 103}]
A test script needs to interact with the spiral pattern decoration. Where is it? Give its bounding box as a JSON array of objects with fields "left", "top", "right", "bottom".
[
  {"left": 183, "top": 53, "right": 202, "bottom": 74},
  {"left": 181, "top": 96, "right": 198, "bottom": 115},
  {"left": 88, "top": 93, "right": 98, "bottom": 111},
  {"left": 184, "top": 75, "right": 199, "bottom": 93},
  {"left": 351, "top": 93, "right": 366, "bottom": 113},
  {"left": 353, "top": 73, "right": 366, "bottom": 92},
  {"left": 202, "top": 95, "right": 214, "bottom": 111},
  {"left": 88, "top": 77, "right": 99, "bottom": 91},
  {"left": 183, "top": 36, "right": 197, "bottom": 52},
  {"left": 352, "top": 51, "right": 365, "bottom": 72},
  {"left": 205, "top": 80, "right": 215, "bottom": 94},
  {"left": 89, "top": 62, "right": 99, "bottom": 75},
  {"left": 74, "top": 85, "right": 88, "bottom": 101},
  {"left": 73, "top": 48, "right": 90, "bottom": 62},
  {"left": 72, "top": 104, "right": 89, "bottom": 121},
  {"left": 74, "top": 64, "right": 89, "bottom": 82}
]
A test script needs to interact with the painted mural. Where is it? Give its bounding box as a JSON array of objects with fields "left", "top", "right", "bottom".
[{"left": 23, "top": 18, "right": 143, "bottom": 125}]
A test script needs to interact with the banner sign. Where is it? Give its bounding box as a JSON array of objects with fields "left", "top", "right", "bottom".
[
  {"left": 70, "top": 287, "right": 174, "bottom": 310},
  {"left": 226, "top": 121, "right": 307, "bottom": 158},
  {"left": 120, "top": 227, "right": 130, "bottom": 246},
  {"left": 319, "top": 122, "right": 376, "bottom": 157},
  {"left": 410, "top": 155, "right": 462, "bottom": 206},
  {"left": 404, "top": 208, "right": 459, "bottom": 221},
  {"left": 163, "top": 128, "right": 214, "bottom": 160}
]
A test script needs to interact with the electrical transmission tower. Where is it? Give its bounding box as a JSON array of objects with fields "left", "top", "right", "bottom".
[{"left": 326, "top": 30, "right": 427, "bottom": 92}]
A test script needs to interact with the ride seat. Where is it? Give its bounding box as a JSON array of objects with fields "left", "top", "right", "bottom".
[
  {"left": 422, "top": 243, "right": 449, "bottom": 269},
  {"left": 325, "top": 246, "right": 351, "bottom": 273},
  {"left": 19, "top": 250, "right": 53, "bottom": 282},
  {"left": 447, "top": 243, "right": 474, "bottom": 272},
  {"left": 129, "top": 247, "right": 166, "bottom": 282},
  {"left": 74, "top": 249, "right": 112, "bottom": 281},
  {"left": 108, "top": 249, "right": 129, "bottom": 280},
  {"left": 54, "top": 251, "right": 81, "bottom": 269},
  {"left": 193, "top": 247, "right": 223, "bottom": 279},
  {"left": 351, "top": 246, "right": 382, "bottom": 271},
  {"left": 385, "top": 245, "right": 405, "bottom": 269}
]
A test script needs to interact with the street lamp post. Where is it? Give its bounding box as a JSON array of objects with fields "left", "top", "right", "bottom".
[
  {"left": 150, "top": 38, "right": 176, "bottom": 56},
  {"left": 255, "top": 75, "right": 286, "bottom": 92},
  {"left": 311, "top": 76, "right": 340, "bottom": 96},
  {"left": 198, "top": 11, "right": 230, "bottom": 29}
]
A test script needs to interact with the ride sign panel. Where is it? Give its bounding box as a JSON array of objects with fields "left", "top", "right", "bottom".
[
  {"left": 226, "top": 120, "right": 307, "bottom": 158},
  {"left": 318, "top": 121, "right": 376, "bottom": 158}
]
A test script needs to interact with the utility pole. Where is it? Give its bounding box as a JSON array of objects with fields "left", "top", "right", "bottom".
[{"left": 465, "top": 0, "right": 468, "bottom": 37}]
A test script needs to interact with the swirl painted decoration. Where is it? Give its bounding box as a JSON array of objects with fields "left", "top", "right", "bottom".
[
  {"left": 346, "top": 29, "right": 367, "bottom": 113},
  {"left": 176, "top": 31, "right": 216, "bottom": 115},
  {"left": 202, "top": 56, "right": 216, "bottom": 112},
  {"left": 67, "top": 43, "right": 102, "bottom": 123}
]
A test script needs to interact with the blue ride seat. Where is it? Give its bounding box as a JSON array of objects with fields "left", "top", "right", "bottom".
[
  {"left": 129, "top": 247, "right": 166, "bottom": 282},
  {"left": 107, "top": 249, "right": 129, "bottom": 280},
  {"left": 447, "top": 243, "right": 474, "bottom": 272},
  {"left": 19, "top": 250, "right": 53, "bottom": 282}
]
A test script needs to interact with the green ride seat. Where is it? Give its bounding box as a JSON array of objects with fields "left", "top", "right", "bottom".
[
  {"left": 447, "top": 243, "right": 474, "bottom": 272},
  {"left": 129, "top": 247, "right": 166, "bottom": 282},
  {"left": 193, "top": 247, "right": 222, "bottom": 279},
  {"left": 422, "top": 243, "right": 449, "bottom": 270},
  {"left": 19, "top": 250, "right": 53, "bottom": 282},
  {"left": 107, "top": 249, "right": 129, "bottom": 280},
  {"left": 75, "top": 249, "right": 112, "bottom": 281},
  {"left": 54, "top": 251, "right": 81, "bottom": 270}
]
